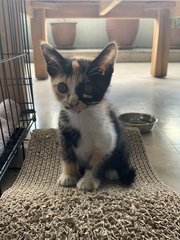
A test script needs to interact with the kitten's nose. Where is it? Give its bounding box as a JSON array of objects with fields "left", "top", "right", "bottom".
[{"left": 68, "top": 95, "right": 79, "bottom": 107}]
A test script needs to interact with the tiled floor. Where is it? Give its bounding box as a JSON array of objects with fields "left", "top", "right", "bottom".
[{"left": 1, "top": 62, "right": 180, "bottom": 194}]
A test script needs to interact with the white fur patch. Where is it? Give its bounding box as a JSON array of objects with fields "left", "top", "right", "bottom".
[
  {"left": 77, "top": 170, "right": 100, "bottom": 191},
  {"left": 105, "top": 170, "right": 119, "bottom": 180},
  {"left": 69, "top": 103, "right": 117, "bottom": 165},
  {"left": 57, "top": 174, "right": 78, "bottom": 187}
]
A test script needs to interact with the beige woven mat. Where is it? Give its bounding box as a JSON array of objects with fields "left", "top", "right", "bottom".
[{"left": 0, "top": 128, "right": 179, "bottom": 239}]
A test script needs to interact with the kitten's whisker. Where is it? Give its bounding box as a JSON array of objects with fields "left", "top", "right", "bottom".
[
  {"left": 48, "top": 65, "right": 61, "bottom": 74},
  {"left": 54, "top": 64, "right": 64, "bottom": 74},
  {"left": 87, "top": 66, "right": 100, "bottom": 75},
  {"left": 42, "top": 52, "right": 65, "bottom": 74},
  {"left": 83, "top": 63, "right": 89, "bottom": 78},
  {"left": 42, "top": 52, "right": 60, "bottom": 66},
  {"left": 48, "top": 65, "right": 64, "bottom": 74},
  {"left": 88, "top": 72, "right": 100, "bottom": 77},
  {"left": 86, "top": 101, "right": 98, "bottom": 105},
  {"left": 58, "top": 65, "right": 65, "bottom": 74}
]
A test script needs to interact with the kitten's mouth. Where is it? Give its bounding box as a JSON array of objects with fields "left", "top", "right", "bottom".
[
  {"left": 65, "top": 107, "right": 82, "bottom": 113},
  {"left": 64, "top": 104, "right": 86, "bottom": 113}
]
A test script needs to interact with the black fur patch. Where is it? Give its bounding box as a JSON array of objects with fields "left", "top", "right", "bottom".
[
  {"left": 98, "top": 110, "right": 136, "bottom": 186},
  {"left": 59, "top": 126, "right": 80, "bottom": 163},
  {"left": 75, "top": 59, "right": 113, "bottom": 106},
  {"left": 59, "top": 109, "right": 80, "bottom": 162},
  {"left": 61, "top": 127, "right": 80, "bottom": 148},
  {"left": 59, "top": 110, "right": 70, "bottom": 124}
]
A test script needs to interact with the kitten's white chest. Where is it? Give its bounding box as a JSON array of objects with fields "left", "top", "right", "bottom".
[
  {"left": 75, "top": 127, "right": 95, "bottom": 163},
  {"left": 70, "top": 108, "right": 116, "bottom": 163},
  {"left": 71, "top": 112, "right": 97, "bottom": 162}
]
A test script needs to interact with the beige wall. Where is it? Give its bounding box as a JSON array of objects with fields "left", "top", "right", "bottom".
[{"left": 28, "top": 17, "right": 154, "bottom": 49}]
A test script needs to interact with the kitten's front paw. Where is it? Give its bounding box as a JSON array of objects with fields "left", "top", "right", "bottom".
[
  {"left": 57, "top": 174, "right": 78, "bottom": 187},
  {"left": 77, "top": 177, "right": 100, "bottom": 191}
]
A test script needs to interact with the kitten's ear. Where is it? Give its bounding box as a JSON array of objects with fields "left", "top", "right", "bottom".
[
  {"left": 89, "top": 42, "right": 118, "bottom": 76},
  {"left": 41, "top": 42, "right": 67, "bottom": 77}
]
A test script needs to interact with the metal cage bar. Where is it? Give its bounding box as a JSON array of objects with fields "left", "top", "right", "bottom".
[{"left": 0, "top": 0, "right": 36, "bottom": 181}]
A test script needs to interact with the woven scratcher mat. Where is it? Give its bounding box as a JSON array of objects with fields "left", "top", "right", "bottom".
[{"left": 0, "top": 128, "right": 180, "bottom": 240}]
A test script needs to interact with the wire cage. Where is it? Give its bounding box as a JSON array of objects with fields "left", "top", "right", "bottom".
[{"left": 0, "top": 0, "right": 36, "bottom": 181}]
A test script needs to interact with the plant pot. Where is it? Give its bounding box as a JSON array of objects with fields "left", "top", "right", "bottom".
[
  {"left": 51, "top": 22, "right": 76, "bottom": 49},
  {"left": 171, "top": 28, "right": 180, "bottom": 49},
  {"left": 106, "top": 19, "right": 139, "bottom": 49}
]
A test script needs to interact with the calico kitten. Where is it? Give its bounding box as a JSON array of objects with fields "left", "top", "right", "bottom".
[{"left": 41, "top": 42, "right": 135, "bottom": 191}]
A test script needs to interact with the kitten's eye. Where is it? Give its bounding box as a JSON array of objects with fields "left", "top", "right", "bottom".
[
  {"left": 84, "top": 83, "right": 93, "bottom": 94},
  {"left": 57, "top": 82, "right": 68, "bottom": 93}
]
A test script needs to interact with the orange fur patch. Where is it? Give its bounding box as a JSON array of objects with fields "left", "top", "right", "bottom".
[
  {"left": 89, "top": 149, "right": 104, "bottom": 169},
  {"left": 62, "top": 161, "right": 79, "bottom": 177}
]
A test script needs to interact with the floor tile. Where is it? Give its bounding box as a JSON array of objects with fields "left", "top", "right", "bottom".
[{"left": 162, "top": 129, "right": 180, "bottom": 145}]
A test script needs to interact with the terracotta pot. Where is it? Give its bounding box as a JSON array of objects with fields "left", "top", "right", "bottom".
[
  {"left": 51, "top": 22, "right": 76, "bottom": 49},
  {"left": 171, "top": 28, "right": 180, "bottom": 49},
  {"left": 106, "top": 19, "right": 139, "bottom": 49}
]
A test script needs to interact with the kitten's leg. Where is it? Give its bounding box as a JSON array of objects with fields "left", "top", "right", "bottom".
[
  {"left": 77, "top": 149, "right": 103, "bottom": 191},
  {"left": 58, "top": 160, "right": 79, "bottom": 187}
]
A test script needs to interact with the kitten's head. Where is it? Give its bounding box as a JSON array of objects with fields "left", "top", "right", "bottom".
[{"left": 41, "top": 42, "right": 117, "bottom": 113}]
